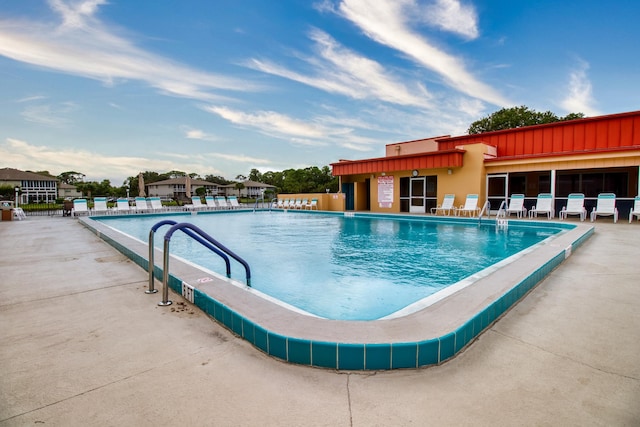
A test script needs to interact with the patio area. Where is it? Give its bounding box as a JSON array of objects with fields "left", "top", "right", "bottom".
[{"left": 0, "top": 216, "right": 638, "bottom": 426}]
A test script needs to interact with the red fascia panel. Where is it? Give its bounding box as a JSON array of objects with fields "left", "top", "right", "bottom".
[
  {"left": 437, "top": 110, "right": 640, "bottom": 157},
  {"left": 332, "top": 150, "right": 465, "bottom": 176},
  {"left": 483, "top": 145, "right": 640, "bottom": 163}
]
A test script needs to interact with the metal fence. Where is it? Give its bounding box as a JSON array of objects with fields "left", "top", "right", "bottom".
[{"left": 18, "top": 203, "right": 64, "bottom": 217}]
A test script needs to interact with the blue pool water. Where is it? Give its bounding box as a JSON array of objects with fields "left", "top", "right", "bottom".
[{"left": 96, "top": 212, "right": 563, "bottom": 320}]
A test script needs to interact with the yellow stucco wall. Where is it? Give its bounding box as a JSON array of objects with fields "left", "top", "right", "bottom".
[{"left": 276, "top": 193, "right": 344, "bottom": 211}]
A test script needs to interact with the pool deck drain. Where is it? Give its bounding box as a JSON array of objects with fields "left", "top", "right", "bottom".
[{"left": 1, "top": 215, "right": 639, "bottom": 425}]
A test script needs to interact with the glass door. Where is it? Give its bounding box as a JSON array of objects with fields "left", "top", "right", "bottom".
[
  {"left": 487, "top": 174, "right": 508, "bottom": 214},
  {"left": 410, "top": 177, "right": 425, "bottom": 213}
]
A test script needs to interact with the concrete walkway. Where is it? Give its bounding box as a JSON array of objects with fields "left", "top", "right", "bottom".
[{"left": 0, "top": 216, "right": 638, "bottom": 426}]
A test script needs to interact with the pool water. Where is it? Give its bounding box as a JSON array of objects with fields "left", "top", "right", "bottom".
[{"left": 96, "top": 212, "right": 562, "bottom": 320}]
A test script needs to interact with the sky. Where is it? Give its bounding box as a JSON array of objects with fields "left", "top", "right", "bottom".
[{"left": 1, "top": 0, "right": 639, "bottom": 186}]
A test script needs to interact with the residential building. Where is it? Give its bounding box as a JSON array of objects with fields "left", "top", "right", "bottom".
[
  {"left": 0, "top": 167, "right": 58, "bottom": 204},
  {"left": 145, "top": 177, "right": 220, "bottom": 201},
  {"left": 58, "top": 182, "right": 82, "bottom": 200}
]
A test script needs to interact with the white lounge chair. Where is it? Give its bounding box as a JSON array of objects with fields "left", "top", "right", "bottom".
[
  {"left": 116, "top": 198, "right": 131, "bottom": 213},
  {"left": 72, "top": 199, "right": 89, "bottom": 217},
  {"left": 189, "top": 196, "right": 207, "bottom": 210},
  {"left": 13, "top": 207, "right": 26, "bottom": 220},
  {"left": 505, "top": 194, "right": 527, "bottom": 218},
  {"left": 560, "top": 193, "right": 586, "bottom": 221},
  {"left": 590, "top": 193, "right": 618, "bottom": 223},
  {"left": 92, "top": 197, "right": 110, "bottom": 215},
  {"left": 629, "top": 196, "right": 640, "bottom": 223},
  {"left": 431, "top": 194, "right": 456, "bottom": 215},
  {"left": 293, "top": 199, "right": 303, "bottom": 209},
  {"left": 297, "top": 199, "right": 308, "bottom": 209},
  {"left": 148, "top": 197, "right": 166, "bottom": 212},
  {"left": 276, "top": 199, "right": 285, "bottom": 209},
  {"left": 305, "top": 199, "right": 318, "bottom": 210},
  {"left": 204, "top": 196, "right": 217, "bottom": 210},
  {"left": 134, "top": 197, "right": 151, "bottom": 213},
  {"left": 457, "top": 194, "right": 480, "bottom": 217},
  {"left": 529, "top": 193, "right": 554, "bottom": 219},
  {"left": 228, "top": 196, "right": 241, "bottom": 209},
  {"left": 215, "top": 196, "right": 229, "bottom": 209}
]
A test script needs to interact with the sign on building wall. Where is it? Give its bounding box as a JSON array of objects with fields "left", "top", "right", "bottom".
[{"left": 377, "top": 176, "right": 394, "bottom": 208}]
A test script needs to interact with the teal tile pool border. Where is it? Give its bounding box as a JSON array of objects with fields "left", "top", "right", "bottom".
[{"left": 80, "top": 212, "right": 594, "bottom": 371}]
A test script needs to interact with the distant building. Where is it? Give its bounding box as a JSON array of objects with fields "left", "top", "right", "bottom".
[
  {"left": 0, "top": 167, "right": 58, "bottom": 203},
  {"left": 332, "top": 110, "right": 640, "bottom": 217},
  {"left": 145, "top": 177, "right": 220, "bottom": 201},
  {"left": 222, "top": 180, "right": 277, "bottom": 198},
  {"left": 58, "top": 182, "right": 82, "bottom": 200}
]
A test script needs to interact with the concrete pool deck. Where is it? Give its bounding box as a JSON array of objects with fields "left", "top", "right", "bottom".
[{"left": 1, "top": 216, "right": 639, "bottom": 425}]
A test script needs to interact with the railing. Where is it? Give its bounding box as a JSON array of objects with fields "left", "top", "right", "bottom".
[
  {"left": 147, "top": 220, "right": 232, "bottom": 295},
  {"left": 495, "top": 200, "right": 507, "bottom": 218},
  {"left": 252, "top": 197, "right": 273, "bottom": 212},
  {"left": 477, "top": 200, "right": 492, "bottom": 224},
  {"left": 156, "top": 222, "right": 252, "bottom": 306}
]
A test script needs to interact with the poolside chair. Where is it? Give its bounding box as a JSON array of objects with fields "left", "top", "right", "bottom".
[
  {"left": 190, "top": 196, "right": 206, "bottom": 210},
  {"left": 204, "top": 196, "right": 218, "bottom": 210},
  {"left": 305, "top": 198, "right": 318, "bottom": 210},
  {"left": 590, "top": 193, "right": 618, "bottom": 223},
  {"left": 560, "top": 193, "right": 586, "bottom": 221},
  {"left": 116, "top": 198, "right": 131, "bottom": 213},
  {"left": 92, "top": 197, "right": 110, "bottom": 215},
  {"left": 134, "top": 197, "right": 151, "bottom": 213},
  {"left": 215, "top": 196, "right": 229, "bottom": 209},
  {"left": 293, "top": 199, "right": 303, "bottom": 209},
  {"left": 276, "top": 199, "right": 285, "bottom": 209},
  {"left": 629, "top": 196, "right": 640, "bottom": 224},
  {"left": 12, "top": 207, "right": 26, "bottom": 220},
  {"left": 72, "top": 199, "right": 89, "bottom": 217},
  {"left": 298, "top": 199, "right": 308, "bottom": 209},
  {"left": 457, "top": 194, "right": 480, "bottom": 217},
  {"left": 505, "top": 194, "right": 527, "bottom": 218},
  {"left": 529, "top": 193, "right": 554, "bottom": 219},
  {"left": 283, "top": 199, "right": 292, "bottom": 209},
  {"left": 148, "top": 197, "right": 166, "bottom": 212},
  {"left": 431, "top": 194, "right": 456, "bottom": 216},
  {"left": 228, "top": 196, "right": 241, "bottom": 209}
]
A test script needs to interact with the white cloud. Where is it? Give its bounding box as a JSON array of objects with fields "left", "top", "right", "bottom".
[
  {"left": 337, "top": 0, "right": 510, "bottom": 107},
  {"left": 248, "top": 29, "right": 431, "bottom": 108},
  {"left": 421, "top": 0, "right": 479, "bottom": 40},
  {"left": 560, "top": 59, "right": 600, "bottom": 116},
  {"left": 0, "top": 0, "right": 258, "bottom": 103},
  {"left": 184, "top": 128, "right": 219, "bottom": 142},
  {"left": 204, "top": 106, "right": 331, "bottom": 140},
  {"left": 20, "top": 101, "right": 78, "bottom": 127}
]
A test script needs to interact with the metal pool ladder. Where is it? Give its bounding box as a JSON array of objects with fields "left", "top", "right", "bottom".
[{"left": 147, "top": 220, "right": 252, "bottom": 306}]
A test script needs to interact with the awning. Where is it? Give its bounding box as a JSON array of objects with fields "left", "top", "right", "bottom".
[{"left": 331, "top": 149, "right": 465, "bottom": 176}]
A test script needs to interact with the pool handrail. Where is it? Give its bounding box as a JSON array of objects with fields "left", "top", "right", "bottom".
[
  {"left": 147, "top": 220, "right": 232, "bottom": 295},
  {"left": 478, "top": 200, "right": 492, "bottom": 224},
  {"left": 160, "top": 222, "right": 252, "bottom": 306}
]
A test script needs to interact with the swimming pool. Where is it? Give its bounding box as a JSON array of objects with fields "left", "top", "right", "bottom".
[
  {"left": 81, "top": 211, "right": 594, "bottom": 370},
  {"left": 94, "top": 211, "right": 561, "bottom": 320}
]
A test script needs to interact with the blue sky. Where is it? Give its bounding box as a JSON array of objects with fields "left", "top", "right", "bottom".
[{"left": 1, "top": 0, "right": 639, "bottom": 185}]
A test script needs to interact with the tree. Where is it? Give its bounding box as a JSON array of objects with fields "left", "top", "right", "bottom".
[
  {"left": 248, "top": 168, "right": 262, "bottom": 182},
  {"left": 204, "top": 174, "right": 232, "bottom": 185},
  {"left": 467, "top": 106, "right": 585, "bottom": 134},
  {"left": 57, "top": 171, "right": 85, "bottom": 184}
]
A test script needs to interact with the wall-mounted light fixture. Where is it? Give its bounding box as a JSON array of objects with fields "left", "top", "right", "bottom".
[
  {"left": 447, "top": 169, "right": 453, "bottom": 175},
  {"left": 381, "top": 172, "right": 386, "bottom": 176}
]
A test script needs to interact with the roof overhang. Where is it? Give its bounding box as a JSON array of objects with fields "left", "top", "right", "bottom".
[{"left": 331, "top": 149, "right": 465, "bottom": 176}]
